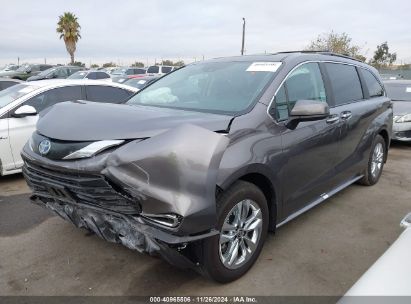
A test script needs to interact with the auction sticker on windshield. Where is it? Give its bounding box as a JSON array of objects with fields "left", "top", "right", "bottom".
[{"left": 246, "top": 62, "right": 282, "bottom": 72}]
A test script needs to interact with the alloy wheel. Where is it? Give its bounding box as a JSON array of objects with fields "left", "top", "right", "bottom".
[
  {"left": 219, "top": 199, "right": 263, "bottom": 269},
  {"left": 371, "top": 142, "right": 384, "bottom": 179}
]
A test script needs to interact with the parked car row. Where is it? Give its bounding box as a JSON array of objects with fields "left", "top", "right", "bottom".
[
  {"left": 0, "top": 63, "right": 179, "bottom": 86},
  {"left": 0, "top": 64, "right": 54, "bottom": 80},
  {"left": 18, "top": 51, "right": 393, "bottom": 282}
]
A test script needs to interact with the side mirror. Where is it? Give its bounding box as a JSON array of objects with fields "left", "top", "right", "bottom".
[
  {"left": 286, "top": 100, "right": 329, "bottom": 129},
  {"left": 12, "top": 105, "right": 37, "bottom": 118},
  {"left": 400, "top": 213, "right": 411, "bottom": 229}
]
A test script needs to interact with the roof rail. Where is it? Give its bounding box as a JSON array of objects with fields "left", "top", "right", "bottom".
[{"left": 273, "top": 50, "right": 363, "bottom": 62}]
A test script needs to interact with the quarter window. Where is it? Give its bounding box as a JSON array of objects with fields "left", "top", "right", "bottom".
[
  {"left": 272, "top": 63, "right": 327, "bottom": 121},
  {"left": 85, "top": 86, "right": 133, "bottom": 103},
  {"left": 361, "top": 69, "right": 384, "bottom": 97},
  {"left": 162, "top": 67, "right": 173, "bottom": 74},
  {"left": 95, "top": 72, "right": 110, "bottom": 79},
  {"left": 325, "top": 63, "right": 363, "bottom": 105}
]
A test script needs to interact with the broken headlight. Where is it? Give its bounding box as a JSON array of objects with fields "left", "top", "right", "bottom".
[
  {"left": 140, "top": 213, "right": 182, "bottom": 228},
  {"left": 63, "top": 140, "right": 125, "bottom": 160}
]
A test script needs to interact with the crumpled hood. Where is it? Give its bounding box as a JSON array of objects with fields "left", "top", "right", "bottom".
[
  {"left": 393, "top": 101, "right": 411, "bottom": 115},
  {"left": 37, "top": 101, "right": 233, "bottom": 141}
]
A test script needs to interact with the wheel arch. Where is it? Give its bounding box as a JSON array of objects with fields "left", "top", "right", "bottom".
[
  {"left": 217, "top": 165, "right": 278, "bottom": 232},
  {"left": 377, "top": 127, "right": 390, "bottom": 162}
]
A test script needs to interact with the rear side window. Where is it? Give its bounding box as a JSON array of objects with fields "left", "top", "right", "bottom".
[
  {"left": 325, "top": 63, "right": 363, "bottom": 105},
  {"left": 162, "top": 66, "right": 173, "bottom": 73},
  {"left": 361, "top": 69, "right": 384, "bottom": 97},
  {"left": 95, "top": 72, "right": 110, "bottom": 79},
  {"left": 24, "top": 86, "right": 82, "bottom": 113},
  {"left": 86, "top": 72, "right": 97, "bottom": 80},
  {"left": 85, "top": 86, "right": 133, "bottom": 103},
  {"left": 272, "top": 62, "right": 327, "bottom": 121},
  {"left": 147, "top": 66, "right": 159, "bottom": 73},
  {"left": 134, "top": 68, "right": 146, "bottom": 74}
]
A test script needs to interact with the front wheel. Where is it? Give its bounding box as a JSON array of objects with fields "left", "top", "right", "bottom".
[
  {"left": 198, "top": 181, "right": 269, "bottom": 283},
  {"left": 359, "top": 134, "right": 386, "bottom": 186}
]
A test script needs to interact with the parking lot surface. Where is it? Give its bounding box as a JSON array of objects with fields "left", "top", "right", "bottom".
[{"left": 0, "top": 143, "right": 410, "bottom": 296}]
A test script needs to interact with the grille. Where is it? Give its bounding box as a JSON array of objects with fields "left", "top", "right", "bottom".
[{"left": 22, "top": 158, "right": 141, "bottom": 214}]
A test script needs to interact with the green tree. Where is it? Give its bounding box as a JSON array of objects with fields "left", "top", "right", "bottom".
[
  {"left": 131, "top": 61, "right": 145, "bottom": 67},
  {"left": 306, "top": 31, "right": 366, "bottom": 62},
  {"left": 102, "top": 62, "right": 116, "bottom": 68},
  {"left": 56, "top": 12, "right": 81, "bottom": 64},
  {"left": 161, "top": 59, "right": 174, "bottom": 66},
  {"left": 173, "top": 60, "right": 185, "bottom": 66},
  {"left": 90, "top": 64, "right": 99, "bottom": 69},
  {"left": 159, "top": 59, "right": 185, "bottom": 66},
  {"left": 370, "top": 42, "right": 397, "bottom": 68},
  {"left": 72, "top": 61, "right": 85, "bottom": 67}
]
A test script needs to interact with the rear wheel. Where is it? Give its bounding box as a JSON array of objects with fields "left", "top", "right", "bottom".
[
  {"left": 359, "top": 134, "right": 386, "bottom": 186},
  {"left": 198, "top": 181, "right": 268, "bottom": 282}
]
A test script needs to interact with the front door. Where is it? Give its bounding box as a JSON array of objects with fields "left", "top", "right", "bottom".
[
  {"left": 0, "top": 113, "right": 17, "bottom": 174},
  {"left": 271, "top": 62, "right": 342, "bottom": 217}
]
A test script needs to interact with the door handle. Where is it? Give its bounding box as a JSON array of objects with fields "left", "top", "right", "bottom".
[
  {"left": 340, "top": 111, "right": 352, "bottom": 120},
  {"left": 326, "top": 114, "right": 340, "bottom": 124}
]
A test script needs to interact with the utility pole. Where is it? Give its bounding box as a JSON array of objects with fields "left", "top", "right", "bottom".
[{"left": 241, "top": 18, "right": 246, "bottom": 56}]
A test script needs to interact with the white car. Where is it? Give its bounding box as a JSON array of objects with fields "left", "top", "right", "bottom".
[
  {"left": 67, "top": 70, "right": 111, "bottom": 81},
  {"left": 340, "top": 213, "right": 411, "bottom": 299},
  {"left": 0, "top": 79, "right": 138, "bottom": 176},
  {"left": 146, "top": 65, "right": 176, "bottom": 76}
]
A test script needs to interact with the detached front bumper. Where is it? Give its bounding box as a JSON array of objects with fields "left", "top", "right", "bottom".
[
  {"left": 21, "top": 149, "right": 218, "bottom": 269},
  {"left": 30, "top": 195, "right": 216, "bottom": 268}
]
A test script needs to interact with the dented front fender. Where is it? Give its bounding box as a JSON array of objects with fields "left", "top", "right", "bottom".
[{"left": 102, "top": 124, "right": 229, "bottom": 235}]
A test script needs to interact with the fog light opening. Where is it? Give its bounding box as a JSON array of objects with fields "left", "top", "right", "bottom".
[{"left": 141, "top": 213, "right": 182, "bottom": 228}]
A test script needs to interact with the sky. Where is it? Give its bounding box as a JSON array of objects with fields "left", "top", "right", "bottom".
[{"left": 1, "top": 0, "right": 410, "bottom": 67}]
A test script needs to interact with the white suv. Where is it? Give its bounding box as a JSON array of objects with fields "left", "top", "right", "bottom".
[
  {"left": 146, "top": 65, "right": 175, "bottom": 76},
  {"left": 0, "top": 79, "right": 137, "bottom": 175}
]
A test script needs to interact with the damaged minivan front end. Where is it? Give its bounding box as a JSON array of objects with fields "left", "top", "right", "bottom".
[{"left": 22, "top": 101, "right": 231, "bottom": 269}]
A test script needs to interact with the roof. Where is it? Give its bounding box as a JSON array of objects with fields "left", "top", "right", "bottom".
[{"left": 201, "top": 51, "right": 369, "bottom": 67}]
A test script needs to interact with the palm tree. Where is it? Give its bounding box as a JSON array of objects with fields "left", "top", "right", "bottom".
[{"left": 56, "top": 12, "right": 81, "bottom": 64}]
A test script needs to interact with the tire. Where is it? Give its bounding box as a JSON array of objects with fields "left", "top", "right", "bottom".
[
  {"left": 198, "top": 180, "right": 269, "bottom": 283},
  {"left": 358, "top": 134, "right": 386, "bottom": 186}
]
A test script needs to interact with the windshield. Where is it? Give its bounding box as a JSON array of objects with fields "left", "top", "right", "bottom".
[
  {"left": 385, "top": 84, "right": 411, "bottom": 101},
  {"left": 16, "top": 64, "right": 30, "bottom": 72},
  {"left": 112, "top": 68, "right": 128, "bottom": 75},
  {"left": 126, "top": 61, "right": 278, "bottom": 114},
  {"left": 0, "top": 84, "right": 39, "bottom": 109},
  {"left": 68, "top": 71, "right": 87, "bottom": 79},
  {"left": 38, "top": 67, "right": 57, "bottom": 77}
]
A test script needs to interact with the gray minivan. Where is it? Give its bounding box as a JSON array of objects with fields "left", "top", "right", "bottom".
[{"left": 22, "top": 52, "right": 392, "bottom": 282}]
